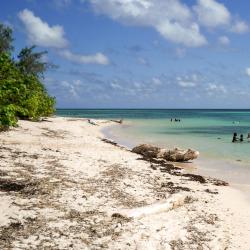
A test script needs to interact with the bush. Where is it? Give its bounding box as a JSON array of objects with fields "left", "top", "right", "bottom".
[
  {"left": 0, "top": 52, "right": 55, "bottom": 130},
  {"left": 0, "top": 105, "right": 19, "bottom": 130},
  {"left": 0, "top": 22, "right": 56, "bottom": 130}
]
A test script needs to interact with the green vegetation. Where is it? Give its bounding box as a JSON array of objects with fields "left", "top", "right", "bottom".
[{"left": 0, "top": 23, "right": 55, "bottom": 130}]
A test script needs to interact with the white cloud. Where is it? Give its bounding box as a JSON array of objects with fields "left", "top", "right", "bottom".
[
  {"left": 82, "top": 0, "right": 248, "bottom": 48},
  {"left": 152, "top": 77, "right": 162, "bottom": 85},
  {"left": 206, "top": 83, "right": 227, "bottom": 93},
  {"left": 18, "top": 9, "right": 68, "bottom": 48},
  {"left": 61, "top": 80, "right": 79, "bottom": 98},
  {"left": 156, "top": 21, "right": 206, "bottom": 47},
  {"left": 19, "top": 9, "right": 109, "bottom": 66},
  {"left": 194, "top": 0, "right": 231, "bottom": 28},
  {"left": 178, "top": 81, "right": 197, "bottom": 87},
  {"left": 110, "top": 79, "right": 124, "bottom": 90},
  {"left": 194, "top": 0, "right": 248, "bottom": 34},
  {"left": 245, "top": 68, "right": 250, "bottom": 77},
  {"left": 231, "top": 20, "right": 249, "bottom": 34},
  {"left": 176, "top": 74, "right": 199, "bottom": 88},
  {"left": 218, "top": 36, "right": 230, "bottom": 45},
  {"left": 88, "top": 0, "right": 207, "bottom": 47},
  {"left": 110, "top": 83, "right": 122, "bottom": 90},
  {"left": 73, "top": 79, "right": 82, "bottom": 87},
  {"left": 59, "top": 49, "right": 109, "bottom": 65},
  {"left": 133, "top": 81, "right": 143, "bottom": 89}
]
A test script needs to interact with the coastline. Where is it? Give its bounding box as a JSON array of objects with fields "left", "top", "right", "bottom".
[
  {"left": 0, "top": 117, "right": 250, "bottom": 249},
  {"left": 103, "top": 122, "right": 250, "bottom": 198}
]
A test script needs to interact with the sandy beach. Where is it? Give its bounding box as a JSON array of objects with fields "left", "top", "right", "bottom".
[{"left": 0, "top": 117, "right": 250, "bottom": 249}]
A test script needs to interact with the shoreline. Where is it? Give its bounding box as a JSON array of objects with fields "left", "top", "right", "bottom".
[
  {"left": 0, "top": 117, "right": 250, "bottom": 249},
  {"left": 103, "top": 122, "right": 250, "bottom": 197}
]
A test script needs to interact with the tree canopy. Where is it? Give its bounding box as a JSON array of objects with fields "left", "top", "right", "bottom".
[
  {"left": 0, "top": 23, "right": 13, "bottom": 54},
  {"left": 17, "top": 45, "right": 56, "bottom": 78},
  {"left": 0, "top": 23, "right": 55, "bottom": 130}
]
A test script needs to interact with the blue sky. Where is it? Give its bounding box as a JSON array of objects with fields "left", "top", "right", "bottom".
[{"left": 1, "top": 0, "right": 250, "bottom": 108}]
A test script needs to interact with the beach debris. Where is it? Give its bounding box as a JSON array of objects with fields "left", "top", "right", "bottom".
[
  {"left": 138, "top": 155, "right": 227, "bottom": 187},
  {"left": 0, "top": 179, "right": 26, "bottom": 192},
  {"left": 111, "top": 193, "right": 187, "bottom": 219},
  {"left": 110, "top": 119, "right": 123, "bottom": 124},
  {"left": 205, "top": 189, "right": 219, "bottom": 194},
  {"left": 132, "top": 144, "right": 199, "bottom": 162},
  {"left": 101, "top": 138, "right": 118, "bottom": 146},
  {"left": 101, "top": 138, "right": 128, "bottom": 150},
  {"left": 87, "top": 119, "right": 98, "bottom": 126},
  {"left": 0, "top": 178, "right": 40, "bottom": 194},
  {"left": 150, "top": 164, "right": 157, "bottom": 170},
  {"left": 160, "top": 163, "right": 176, "bottom": 172},
  {"left": 207, "top": 178, "right": 228, "bottom": 186},
  {"left": 169, "top": 239, "right": 184, "bottom": 249},
  {"left": 160, "top": 182, "right": 191, "bottom": 194},
  {"left": 182, "top": 173, "right": 206, "bottom": 184},
  {"left": 137, "top": 156, "right": 182, "bottom": 174},
  {"left": 41, "top": 127, "right": 68, "bottom": 139},
  {"left": 111, "top": 213, "right": 131, "bottom": 222}
]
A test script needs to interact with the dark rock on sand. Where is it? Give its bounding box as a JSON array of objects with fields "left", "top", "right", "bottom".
[
  {"left": 132, "top": 144, "right": 199, "bottom": 162},
  {"left": 132, "top": 144, "right": 161, "bottom": 158}
]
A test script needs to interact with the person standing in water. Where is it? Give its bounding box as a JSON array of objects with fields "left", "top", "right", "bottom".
[
  {"left": 240, "top": 134, "right": 244, "bottom": 142},
  {"left": 232, "top": 132, "right": 238, "bottom": 142},
  {"left": 247, "top": 133, "right": 250, "bottom": 142}
]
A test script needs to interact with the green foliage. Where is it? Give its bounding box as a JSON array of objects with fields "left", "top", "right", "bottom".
[
  {"left": 17, "top": 45, "right": 55, "bottom": 78},
  {"left": 0, "top": 23, "right": 14, "bottom": 54},
  {"left": 0, "top": 23, "right": 56, "bottom": 130},
  {"left": 0, "top": 105, "right": 19, "bottom": 130}
]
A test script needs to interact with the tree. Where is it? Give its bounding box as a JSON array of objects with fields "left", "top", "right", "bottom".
[
  {"left": 17, "top": 45, "right": 54, "bottom": 78},
  {"left": 0, "top": 23, "right": 56, "bottom": 130},
  {"left": 0, "top": 23, "right": 14, "bottom": 54}
]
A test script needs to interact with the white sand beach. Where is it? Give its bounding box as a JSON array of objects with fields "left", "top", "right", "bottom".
[{"left": 0, "top": 117, "right": 250, "bottom": 249}]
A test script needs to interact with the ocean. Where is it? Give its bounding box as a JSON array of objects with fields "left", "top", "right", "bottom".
[{"left": 57, "top": 109, "right": 250, "bottom": 186}]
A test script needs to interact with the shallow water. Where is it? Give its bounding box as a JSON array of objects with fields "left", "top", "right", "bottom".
[
  {"left": 57, "top": 109, "right": 250, "bottom": 186},
  {"left": 109, "top": 117, "right": 250, "bottom": 165}
]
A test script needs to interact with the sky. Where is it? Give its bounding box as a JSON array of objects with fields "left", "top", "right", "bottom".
[{"left": 1, "top": 0, "right": 250, "bottom": 109}]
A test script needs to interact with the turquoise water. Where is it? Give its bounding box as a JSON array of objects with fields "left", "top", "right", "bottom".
[
  {"left": 57, "top": 109, "right": 250, "bottom": 158},
  {"left": 57, "top": 109, "right": 250, "bottom": 184}
]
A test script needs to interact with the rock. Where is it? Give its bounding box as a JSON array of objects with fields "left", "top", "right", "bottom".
[
  {"left": 132, "top": 144, "right": 161, "bottom": 158},
  {"left": 132, "top": 144, "right": 199, "bottom": 162},
  {"left": 161, "top": 148, "right": 199, "bottom": 162}
]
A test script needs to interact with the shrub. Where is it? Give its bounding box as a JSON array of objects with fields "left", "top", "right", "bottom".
[{"left": 0, "top": 51, "right": 55, "bottom": 130}]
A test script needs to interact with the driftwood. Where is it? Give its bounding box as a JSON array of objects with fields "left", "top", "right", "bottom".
[
  {"left": 87, "top": 119, "right": 98, "bottom": 126},
  {"left": 132, "top": 144, "right": 199, "bottom": 162},
  {"left": 110, "top": 119, "right": 123, "bottom": 124},
  {"left": 111, "top": 193, "right": 187, "bottom": 219}
]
